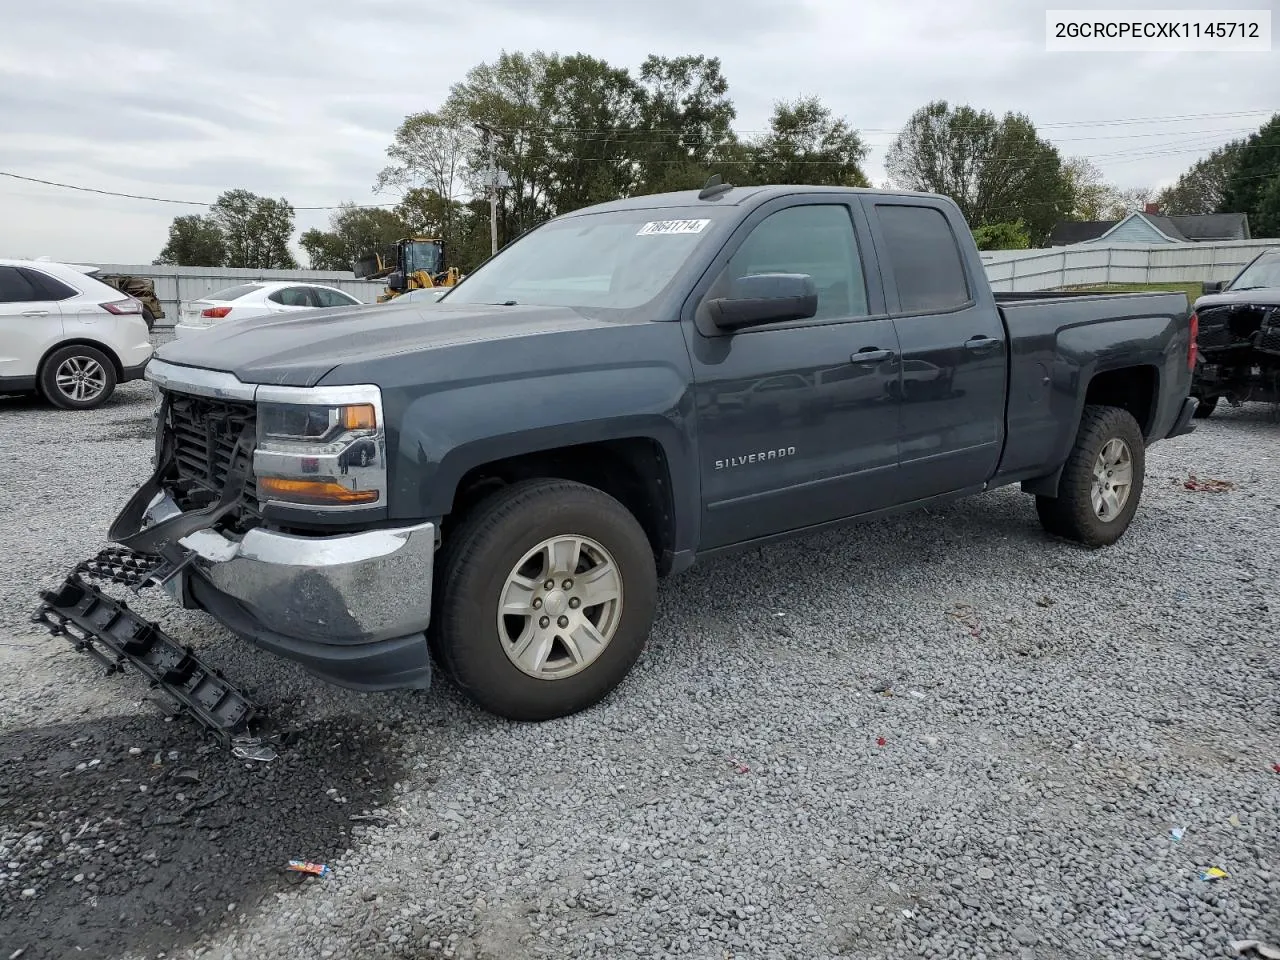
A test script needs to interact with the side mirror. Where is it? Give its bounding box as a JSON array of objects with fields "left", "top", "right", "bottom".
[
  {"left": 387, "top": 270, "right": 407, "bottom": 293},
  {"left": 706, "top": 273, "right": 818, "bottom": 331},
  {"left": 1202, "top": 280, "right": 1225, "bottom": 294}
]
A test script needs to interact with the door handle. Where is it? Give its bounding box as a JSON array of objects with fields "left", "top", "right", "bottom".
[
  {"left": 21, "top": 310, "right": 50, "bottom": 317},
  {"left": 850, "top": 348, "right": 894, "bottom": 364},
  {"left": 965, "top": 335, "right": 1001, "bottom": 351}
]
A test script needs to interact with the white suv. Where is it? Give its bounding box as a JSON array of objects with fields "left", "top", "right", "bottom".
[{"left": 0, "top": 258, "right": 154, "bottom": 410}]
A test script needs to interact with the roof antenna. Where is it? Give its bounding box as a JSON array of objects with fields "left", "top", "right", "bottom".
[{"left": 698, "top": 173, "right": 732, "bottom": 200}]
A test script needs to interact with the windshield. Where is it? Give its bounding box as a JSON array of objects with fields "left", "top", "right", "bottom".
[
  {"left": 443, "top": 208, "right": 728, "bottom": 311},
  {"left": 1228, "top": 251, "right": 1280, "bottom": 291},
  {"left": 207, "top": 283, "right": 263, "bottom": 301},
  {"left": 404, "top": 241, "right": 443, "bottom": 276}
]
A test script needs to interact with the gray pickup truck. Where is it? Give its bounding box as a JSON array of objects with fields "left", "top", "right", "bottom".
[{"left": 108, "top": 183, "right": 1199, "bottom": 721}]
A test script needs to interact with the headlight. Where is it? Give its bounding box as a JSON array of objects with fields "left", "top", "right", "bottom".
[
  {"left": 258, "top": 402, "right": 376, "bottom": 442},
  {"left": 252, "top": 385, "right": 386, "bottom": 510}
]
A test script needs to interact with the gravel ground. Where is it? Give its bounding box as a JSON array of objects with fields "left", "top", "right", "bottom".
[{"left": 1, "top": 362, "right": 1277, "bottom": 960}]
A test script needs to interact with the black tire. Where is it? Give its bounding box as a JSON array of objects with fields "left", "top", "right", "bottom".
[
  {"left": 433, "top": 478, "right": 658, "bottom": 721},
  {"left": 1192, "top": 396, "right": 1217, "bottom": 419},
  {"left": 1035, "top": 405, "right": 1145, "bottom": 548},
  {"left": 39, "top": 344, "right": 117, "bottom": 410},
  {"left": 142, "top": 305, "right": 156, "bottom": 332}
]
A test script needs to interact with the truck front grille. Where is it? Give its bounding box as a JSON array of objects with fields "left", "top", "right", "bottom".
[
  {"left": 1259, "top": 324, "right": 1280, "bottom": 357},
  {"left": 163, "top": 391, "right": 259, "bottom": 516}
]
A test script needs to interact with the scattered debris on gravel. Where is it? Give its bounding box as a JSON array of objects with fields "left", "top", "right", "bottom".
[
  {"left": 1182, "top": 473, "right": 1238, "bottom": 493},
  {"left": 1, "top": 370, "right": 1277, "bottom": 960}
]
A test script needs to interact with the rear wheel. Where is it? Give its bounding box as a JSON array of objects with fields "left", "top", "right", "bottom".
[
  {"left": 39, "top": 345, "right": 117, "bottom": 410},
  {"left": 1036, "top": 405, "right": 1145, "bottom": 547},
  {"left": 433, "top": 478, "right": 657, "bottom": 721}
]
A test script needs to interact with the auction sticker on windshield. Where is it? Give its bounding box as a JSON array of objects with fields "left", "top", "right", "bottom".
[{"left": 637, "top": 219, "right": 711, "bottom": 236}]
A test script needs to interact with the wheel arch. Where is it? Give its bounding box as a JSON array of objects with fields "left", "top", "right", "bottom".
[{"left": 37, "top": 338, "right": 125, "bottom": 381}]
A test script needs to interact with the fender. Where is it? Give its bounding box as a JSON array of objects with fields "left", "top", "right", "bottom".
[
  {"left": 386, "top": 361, "right": 702, "bottom": 558},
  {"left": 1058, "top": 315, "right": 1176, "bottom": 442},
  {"left": 1020, "top": 313, "right": 1176, "bottom": 495}
]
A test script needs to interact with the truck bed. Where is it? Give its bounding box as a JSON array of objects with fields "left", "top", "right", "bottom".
[{"left": 992, "top": 289, "right": 1192, "bottom": 486}]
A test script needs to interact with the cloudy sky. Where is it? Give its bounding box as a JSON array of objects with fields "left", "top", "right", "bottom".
[{"left": 1, "top": 0, "right": 1273, "bottom": 264}]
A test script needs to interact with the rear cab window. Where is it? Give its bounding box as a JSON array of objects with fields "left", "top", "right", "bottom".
[{"left": 873, "top": 204, "right": 972, "bottom": 313}]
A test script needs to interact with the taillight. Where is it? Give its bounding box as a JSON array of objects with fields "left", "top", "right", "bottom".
[
  {"left": 100, "top": 299, "right": 142, "bottom": 315},
  {"left": 201, "top": 306, "right": 232, "bottom": 318},
  {"left": 1187, "top": 311, "right": 1198, "bottom": 371}
]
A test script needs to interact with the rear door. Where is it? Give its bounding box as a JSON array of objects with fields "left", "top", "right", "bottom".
[
  {"left": 682, "top": 196, "right": 903, "bottom": 548},
  {"left": 268, "top": 286, "right": 323, "bottom": 312},
  {"left": 863, "top": 199, "right": 1008, "bottom": 501},
  {"left": 0, "top": 266, "right": 66, "bottom": 386}
]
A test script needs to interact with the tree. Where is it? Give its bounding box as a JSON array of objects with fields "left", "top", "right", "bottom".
[
  {"left": 885, "top": 101, "right": 1072, "bottom": 244},
  {"left": 207, "top": 189, "right": 297, "bottom": 269},
  {"left": 376, "top": 108, "right": 474, "bottom": 246},
  {"left": 973, "top": 220, "right": 1030, "bottom": 250},
  {"left": 444, "top": 50, "right": 557, "bottom": 245},
  {"left": 299, "top": 228, "right": 347, "bottom": 271},
  {"left": 1254, "top": 175, "right": 1280, "bottom": 239},
  {"left": 298, "top": 203, "right": 408, "bottom": 272},
  {"left": 534, "top": 53, "right": 642, "bottom": 213},
  {"left": 744, "top": 97, "right": 869, "bottom": 188},
  {"left": 1222, "top": 113, "right": 1280, "bottom": 237},
  {"left": 632, "top": 54, "right": 739, "bottom": 194},
  {"left": 1155, "top": 141, "right": 1244, "bottom": 215},
  {"left": 153, "top": 214, "right": 226, "bottom": 266},
  {"left": 1062, "top": 157, "right": 1152, "bottom": 221}
]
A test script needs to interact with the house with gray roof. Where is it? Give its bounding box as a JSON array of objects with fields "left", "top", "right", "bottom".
[{"left": 1047, "top": 204, "right": 1251, "bottom": 247}]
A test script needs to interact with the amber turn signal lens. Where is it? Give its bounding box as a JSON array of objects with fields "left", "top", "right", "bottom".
[
  {"left": 259, "top": 477, "right": 378, "bottom": 505},
  {"left": 341, "top": 404, "right": 376, "bottom": 430}
]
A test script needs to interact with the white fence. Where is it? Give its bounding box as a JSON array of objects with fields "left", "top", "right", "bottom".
[
  {"left": 981, "top": 240, "right": 1275, "bottom": 293},
  {"left": 82, "top": 240, "right": 1279, "bottom": 318},
  {"left": 84, "top": 264, "right": 387, "bottom": 323}
]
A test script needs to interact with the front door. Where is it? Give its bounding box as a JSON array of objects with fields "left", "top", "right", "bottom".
[
  {"left": 0, "top": 265, "right": 65, "bottom": 387},
  {"left": 682, "top": 199, "right": 903, "bottom": 549}
]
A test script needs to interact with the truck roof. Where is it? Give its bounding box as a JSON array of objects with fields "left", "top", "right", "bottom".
[{"left": 564, "top": 184, "right": 951, "bottom": 216}]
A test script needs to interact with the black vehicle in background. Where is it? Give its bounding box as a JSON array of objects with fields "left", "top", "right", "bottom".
[{"left": 1191, "top": 247, "right": 1280, "bottom": 418}]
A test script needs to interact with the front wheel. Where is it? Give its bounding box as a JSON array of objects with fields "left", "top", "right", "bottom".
[
  {"left": 433, "top": 479, "right": 658, "bottom": 721},
  {"left": 1036, "top": 405, "right": 1145, "bottom": 547}
]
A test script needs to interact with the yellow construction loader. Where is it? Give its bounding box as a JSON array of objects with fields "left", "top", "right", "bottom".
[{"left": 354, "top": 237, "right": 461, "bottom": 302}]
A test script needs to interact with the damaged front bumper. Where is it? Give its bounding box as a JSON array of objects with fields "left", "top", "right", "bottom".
[{"left": 123, "top": 489, "right": 437, "bottom": 692}]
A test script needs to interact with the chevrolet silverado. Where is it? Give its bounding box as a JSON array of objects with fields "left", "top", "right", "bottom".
[{"left": 105, "top": 183, "right": 1200, "bottom": 721}]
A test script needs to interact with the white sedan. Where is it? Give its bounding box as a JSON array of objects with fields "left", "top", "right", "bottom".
[
  {"left": 0, "top": 257, "right": 153, "bottom": 409},
  {"left": 174, "top": 281, "right": 366, "bottom": 338}
]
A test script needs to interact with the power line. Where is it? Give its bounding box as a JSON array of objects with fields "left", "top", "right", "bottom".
[
  {"left": 473, "top": 109, "right": 1275, "bottom": 138},
  {"left": 0, "top": 172, "right": 399, "bottom": 211},
  {"left": 1, "top": 121, "right": 1274, "bottom": 209}
]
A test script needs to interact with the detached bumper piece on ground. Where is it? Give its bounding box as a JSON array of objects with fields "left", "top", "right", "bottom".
[{"left": 31, "top": 547, "right": 264, "bottom": 747}]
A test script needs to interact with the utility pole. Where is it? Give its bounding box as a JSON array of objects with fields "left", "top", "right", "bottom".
[{"left": 475, "top": 123, "right": 498, "bottom": 256}]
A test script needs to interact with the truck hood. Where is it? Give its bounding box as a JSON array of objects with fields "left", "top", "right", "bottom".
[
  {"left": 1194, "top": 289, "right": 1280, "bottom": 310},
  {"left": 154, "top": 302, "right": 616, "bottom": 387}
]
